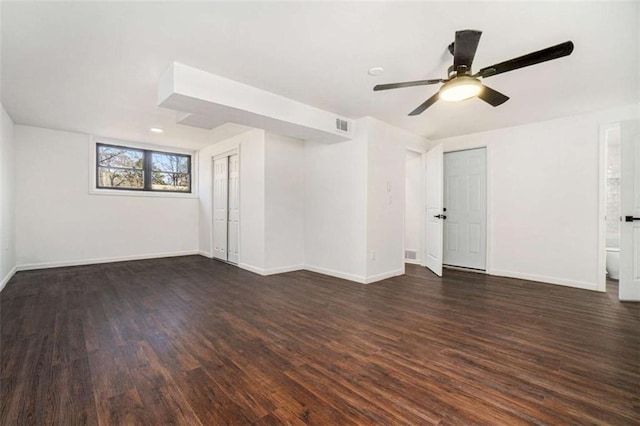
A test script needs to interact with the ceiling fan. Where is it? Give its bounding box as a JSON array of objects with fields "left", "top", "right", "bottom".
[{"left": 373, "top": 30, "right": 574, "bottom": 116}]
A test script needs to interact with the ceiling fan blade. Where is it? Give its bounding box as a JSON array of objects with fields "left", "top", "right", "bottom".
[
  {"left": 408, "top": 93, "right": 440, "bottom": 116},
  {"left": 478, "top": 85, "right": 509, "bottom": 106},
  {"left": 454, "top": 30, "right": 482, "bottom": 71},
  {"left": 373, "top": 79, "right": 443, "bottom": 91},
  {"left": 477, "top": 41, "right": 574, "bottom": 78}
]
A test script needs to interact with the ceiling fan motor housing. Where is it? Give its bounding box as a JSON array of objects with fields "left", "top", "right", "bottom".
[{"left": 448, "top": 64, "right": 470, "bottom": 78}]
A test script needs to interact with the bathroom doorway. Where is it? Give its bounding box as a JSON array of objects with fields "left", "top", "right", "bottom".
[{"left": 601, "top": 123, "right": 621, "bottom": 292}]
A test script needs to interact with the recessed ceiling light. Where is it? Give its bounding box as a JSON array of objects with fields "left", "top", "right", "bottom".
[
  {"left": 368, "top": 67, "right": 384, "bottom": 76},
  {"left": 149, "top": 127, "right": 164, "bottom": 133}
]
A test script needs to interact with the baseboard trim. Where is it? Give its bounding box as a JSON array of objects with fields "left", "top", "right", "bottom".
[
  {"left": 236, "top": 263, "right": 305, "bottom": 276},
  {"left": 302, "top": 265, "right": 367, "bottom": 284},
  {"left": 11, "top": 252, "right": 406, "bottom": 287},
  {"left": 491, "top": 268, "right": 598, "bottom": 292},
  {"left": 237, "top": 263, "right": 265, "bottom": 275},
  {"left": 238, "top": 263, "right": 307, "bottom": 276},
  {"left": 235, "top": 262, "right": 406, "bottom": 284},
  {"left": 264, "top": 265, "right": 305, "bottom": 275},
  {"left": 365, "top": 268, "right": 405, "bottom": 284},
  {"left": 404, "top": 258, "right": 422, "bottom": 265},
  {"left": 7, "top": 251, "right": 608, "bottom": 293},
  {"left": 16, "top": 250, "right": 200, "bottom": 271},
  {"left": 0, "top": 266, "right": 17, "bottom": 292}
]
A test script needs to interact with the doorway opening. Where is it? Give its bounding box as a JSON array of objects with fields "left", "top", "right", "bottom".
[
  {"left": 405, "top": 150, "right": 424, "bottom": 265},
  {"left": 601, "top": 120, "right": 640, "bottom": 301},
  {"left": 603, "top": 123, "right": 621, "bottom": 291}
]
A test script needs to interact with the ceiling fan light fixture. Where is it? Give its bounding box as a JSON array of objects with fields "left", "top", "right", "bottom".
[{"left": 439, "top": 77, "right": 482, "bottom": 102}]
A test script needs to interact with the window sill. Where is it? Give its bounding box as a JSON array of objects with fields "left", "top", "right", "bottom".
[{"left": 89, "top": 188, "right": 199, "bottom": 199}]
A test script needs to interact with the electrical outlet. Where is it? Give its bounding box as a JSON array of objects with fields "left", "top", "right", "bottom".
[{"left": 370, "top": 250, "right": 376, "bottom": 261}]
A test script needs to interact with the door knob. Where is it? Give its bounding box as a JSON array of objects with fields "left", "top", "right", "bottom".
[
  {"left": 434, "top": 214, "right": 447, "bottom": 219},
  {"left": 625, "top": 216, "right": 640, "bottom": 222}
]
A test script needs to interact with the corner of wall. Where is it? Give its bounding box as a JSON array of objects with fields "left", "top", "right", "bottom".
[
  {"left": 363, "top": 118, "right": 428, "bottom": 282},
  {"left": 0, "top": 102, "right": 17, "bottom": 291}
]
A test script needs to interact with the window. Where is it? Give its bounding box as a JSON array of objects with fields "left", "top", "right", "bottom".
[{"left": 97, "top": 143, "right": 191, "bottom": 193}]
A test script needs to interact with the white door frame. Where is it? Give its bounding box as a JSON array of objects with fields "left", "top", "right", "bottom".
[
  {"left": 212, "top": 148, "right": 240, "bottom": 264},
  {"left": 439, "top": 144, "right": 493, "bottom": 275}
]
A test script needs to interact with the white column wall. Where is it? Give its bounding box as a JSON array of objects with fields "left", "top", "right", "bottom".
[
  {"left": 264, "top": 133, "right": 306, "bottom": 273},
  {"left": 303, "top": 118, "right": 369, "bottom": 281},
  {"left": 365, "top": 117, "right": 429, "bottom": 282},
  {"left": 0, "top": 103, "right": 16, "bottom": 289}
]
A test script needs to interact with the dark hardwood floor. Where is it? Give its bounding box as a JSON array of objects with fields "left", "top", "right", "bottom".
[{"left": 1, "top": 256, "right": 638, "bottom": 425}]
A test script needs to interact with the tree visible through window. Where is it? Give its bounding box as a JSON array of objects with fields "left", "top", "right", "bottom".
[
  {"left": 97, "top": 143, "right": 191, "bottom": 193},
  {"left": 97, "top": 145, "right": 144, "bottom": 189},
  {"left": 152, "top": 152, "right": 190, "bottom": 192}
]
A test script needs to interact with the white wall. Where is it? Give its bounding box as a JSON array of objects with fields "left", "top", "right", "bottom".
[
  {"left": 265, "top": 133, "right": 305, "bottom": 272},
  {"left": 0, "top": 103, "right": 16, "bottom": 289},
  {"left": 15, "top": 125, "right": 199, "bottom": 269},
  {"left": 6, "top": 117, "right": 379, "bottom": 282},
  {"left": 365, "top": 117, "right": 429, "bottom": 281},
  {"left": 200, "top": 119, "right": 429, "bottom": 283},
  {"left": 198, "top": 129, "right": 266, "bottom": 271},
  {"left": 434, "top": 103, "right": 639, "bottom": 291},
  {"left": 304, "top": 118, "right": 369, "bottom": 281},
  {"left": 405, "top": 150, "right": 423, "bottom": 262},
  {"left": 303, "top": 117, "right": 429, "bottom": 283}
]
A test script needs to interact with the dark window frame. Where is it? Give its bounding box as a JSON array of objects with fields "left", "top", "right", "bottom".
[{"left": 96, "top": 142, "right": 192, "bottom": 193}]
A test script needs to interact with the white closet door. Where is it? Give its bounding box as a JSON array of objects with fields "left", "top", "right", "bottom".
[
  {"left": 227, "top": 154, "right": 240, "bottom": 264},
  {"left": 213, "top": 157, "right": 228, "bottom": 261},
  {"left": 443, "top": 148, "right": 487, "bottom": 270},
  {"left": 425, "top": 143, "right": 444, "bottom": 276}
]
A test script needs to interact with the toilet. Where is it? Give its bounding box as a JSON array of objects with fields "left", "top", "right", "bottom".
[{"left": 606, "top": 248, "right": 620, "bottom": 280}]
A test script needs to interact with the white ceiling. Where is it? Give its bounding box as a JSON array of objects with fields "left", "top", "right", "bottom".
[{"left": 2, "top": 1, "right": 638, "bottom": 149}]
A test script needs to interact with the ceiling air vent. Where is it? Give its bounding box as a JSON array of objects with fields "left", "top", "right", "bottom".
[{"left": 336, "top": 118, "right": 350, "bottom": 133}]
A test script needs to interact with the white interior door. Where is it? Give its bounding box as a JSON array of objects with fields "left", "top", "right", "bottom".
[
  {"left": 227, "top": 154, "right": 240, "bottom": 264},
  {"left": 213, "top": 157, "right": 228, "bottom": 261},
  {"left": 443, "top": 148, "right": 487, "bottom": 270},
  {"left": 424, "top": 143, "right": 445, "bottom": 276},
  {"left": 620, "top": 120, "right": 640, "bottom": 301}
]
